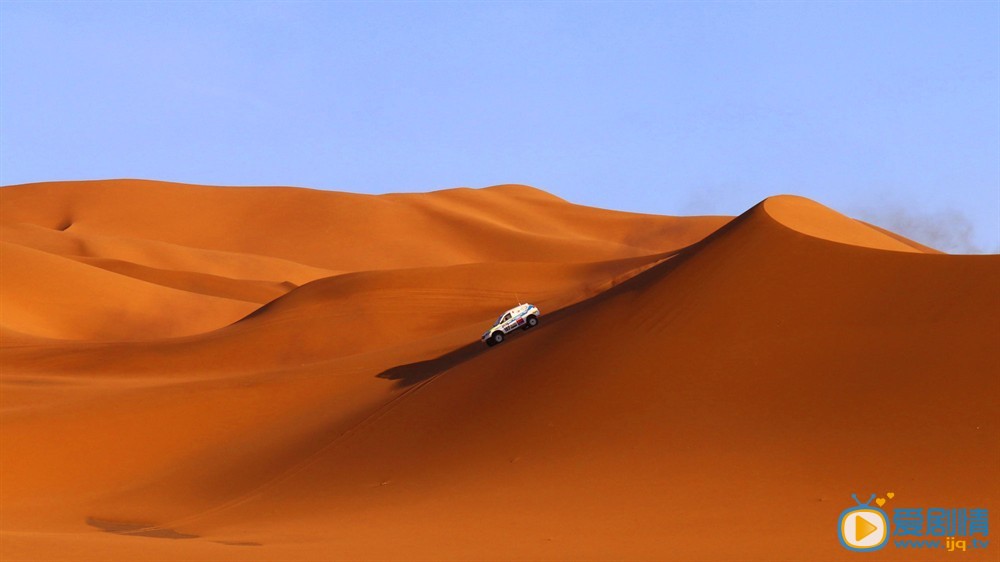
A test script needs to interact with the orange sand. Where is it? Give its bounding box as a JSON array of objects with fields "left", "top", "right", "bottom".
[{"left": 1, "top": 181, "right": 996, "bottom": 560}]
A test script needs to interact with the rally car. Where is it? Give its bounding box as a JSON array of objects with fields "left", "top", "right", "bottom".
[{"left": 482, "top": 304, "right": 540, "bottom": 346}]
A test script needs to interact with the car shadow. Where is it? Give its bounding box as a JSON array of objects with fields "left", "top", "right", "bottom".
[
  {"left": 374, "top": 245, "right": 702, "bottom": 388},
  {"left": 376, "top": 341, "right": 486, "bottom": 386},
  {"left": 86, "top": 517, "right": 198, "bottom": 539},
  {"left": 375, "top": 301, "right": 589, "bottom": 387}
]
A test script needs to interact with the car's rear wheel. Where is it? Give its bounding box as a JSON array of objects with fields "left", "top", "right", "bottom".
[{"left": 522, "top": 315, "right": 538, "bottom": 330}]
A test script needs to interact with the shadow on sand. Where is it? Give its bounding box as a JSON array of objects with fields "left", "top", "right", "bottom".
[
  {"left": 374, "top": 247, "right": 704, "bottom": 388},
  {"left": 376, "top": 341, "right": 487, "bottom": 386},
  {"left": 375, "top": 291, "right": 603, "bottom": 387},
  {"left": 86, "top": 517, "right": 198, "bottom": 540},
  {"left": 86, "top": 517, "right": 262, "bottom": 546}
]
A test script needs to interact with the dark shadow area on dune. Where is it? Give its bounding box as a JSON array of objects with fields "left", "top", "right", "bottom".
[
  {"left": 86, "top": 517, "right": 198, "bottom": 539},
  {"left": 375, "top": 241, "right": 718, "bottom": 387},
  {"left": 376, "top": 340, "right": 488, "bottom": 386},
  {"left": 374, "top": 286, "right": 634, "bottom": 387},
  {"left": 86, "top": 517, "right": 262, "bottom": 546}
]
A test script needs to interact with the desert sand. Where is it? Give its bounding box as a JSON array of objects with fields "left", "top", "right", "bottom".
[{"left": 1, "top": 180, "right": 996, "bottom": 560}]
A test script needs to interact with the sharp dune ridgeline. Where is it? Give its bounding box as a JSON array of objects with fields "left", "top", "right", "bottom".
[{"left": 1, "top": 180, "right": 996, "bottom": 560}]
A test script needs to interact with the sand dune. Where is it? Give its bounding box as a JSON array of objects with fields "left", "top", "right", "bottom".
[
  {"left": 2, "top": 180, "right": 718, "bottom": 270},
  {"left": 1, "top": 182, "right": 995, "bottom": 561},
  {"left": 0, "top": 241, "right": 261, "bottom": 340},
  {"left": 1, "top": 180, "right": 721, "bottom": 341},
  {"left": 763, "top": 195, "right": 938, "bottom": 253},
  {"left": 1, "top": 221, "right": 338, "bottom": 285}
]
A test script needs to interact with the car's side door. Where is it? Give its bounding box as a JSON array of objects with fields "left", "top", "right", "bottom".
[{"left": 500, "top": 312, "right": 514, "bottom": 332}]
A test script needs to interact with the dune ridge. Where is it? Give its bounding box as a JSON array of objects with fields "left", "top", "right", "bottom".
[
  {"left": 1, "top": 181, "right": 995, "bottom": 561},
  {"left": 1, "top": 180, "right": 723, "bottom": 341}
]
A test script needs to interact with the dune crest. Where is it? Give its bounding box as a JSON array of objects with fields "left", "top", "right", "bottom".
[{"left": 762, "top": 194, "right": 933, "bottom": 252}]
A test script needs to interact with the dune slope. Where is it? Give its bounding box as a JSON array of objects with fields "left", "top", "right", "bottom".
[
  {"left": 1, "top": 180, "right": 723, "bottom": 341},
  {"left": 125, "top": 195, "right": 992, "bottom": 561},
  {"left": 1, "top": 184, "right": 995, "bottom": 561}
]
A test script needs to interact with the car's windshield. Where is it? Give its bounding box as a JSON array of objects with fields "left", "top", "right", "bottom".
[{"left": 493, "top": 314, "right": 504, "bottom": 327}]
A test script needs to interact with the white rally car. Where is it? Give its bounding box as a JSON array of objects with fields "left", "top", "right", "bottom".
[{"left": 482, "top": 303, "right": 540, "bottom": 346}]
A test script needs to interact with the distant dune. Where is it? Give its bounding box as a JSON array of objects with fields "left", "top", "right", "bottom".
[{"left": 1, "top": 180, "right": 996, "bottom": 560}]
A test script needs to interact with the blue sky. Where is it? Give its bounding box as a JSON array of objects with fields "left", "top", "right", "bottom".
[{"left": 2, "top": 1, "right": 997, "bottom": 252}]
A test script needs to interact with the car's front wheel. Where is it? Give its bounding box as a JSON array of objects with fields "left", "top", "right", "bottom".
[
  {"left": 490, "top": 331, "right": 504, "bottom": 346},
  {"left": 522, "top": 315, "right": 538, "bottom": 330}
]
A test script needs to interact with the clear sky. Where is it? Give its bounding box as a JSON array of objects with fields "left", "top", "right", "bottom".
[{"left": 2, "top": 1, "right": 997, "bottom": 252}]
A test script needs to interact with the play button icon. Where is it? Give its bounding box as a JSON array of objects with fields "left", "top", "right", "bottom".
[
  {"left": 856, "top": 514, "right": 878, "bottom": 542},
  {"left": 840, "top": 508, "right": 888, "bottom": 551}
]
